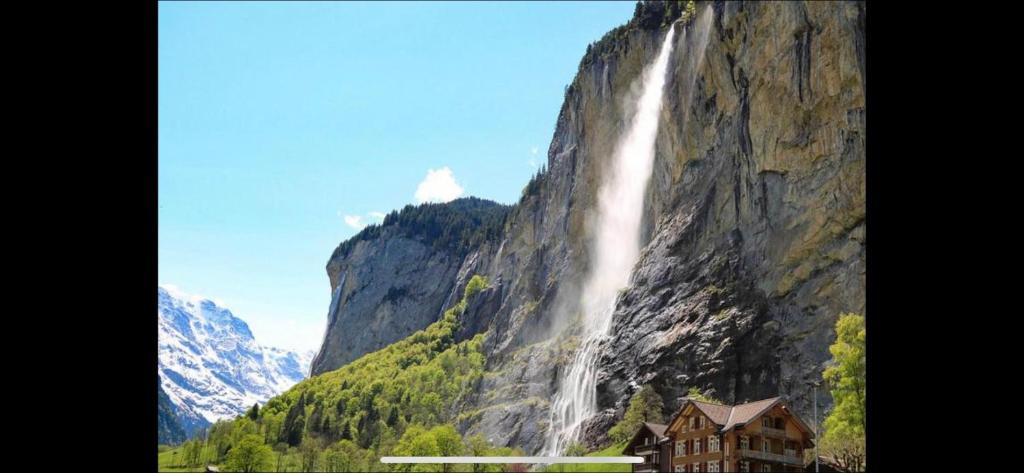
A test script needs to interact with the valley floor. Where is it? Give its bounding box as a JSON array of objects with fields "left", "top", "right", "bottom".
[
  {"left": 157, "top": 442, "right": 631, "bottom": 472},
  {"left": 539, "top": 443, "right": 630, "bottom": 473}
]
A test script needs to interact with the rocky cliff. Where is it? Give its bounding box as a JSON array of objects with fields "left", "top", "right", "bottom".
[
  {"left": 311, "top": 197, "right": 510, "bottom": 375},
  {"left": 313, "top": 0, "right": 865, "bottom": 454}
]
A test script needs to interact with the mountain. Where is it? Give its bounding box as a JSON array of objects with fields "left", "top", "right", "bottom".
[
  {"left": 311, "top": 197, "right": 510, "bottom": 375},
  {"left": 158, "top": 286, "right": 315, "bottom": 438},
  {"left": 158, "top": 378, "right": 187, "bottom": 445},
  {"left": 307, "top": 0, "right": 864, "bottom": 455}
]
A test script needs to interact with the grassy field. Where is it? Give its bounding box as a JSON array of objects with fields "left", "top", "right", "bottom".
[
  {"left": 157, "top": 446, "right": 208, "bottom": 472},
  {"left": 540, "top": 442, "right": 630, "bottom": 473},
  {"left": 158, "top": 442, "right": 630, "bottom": 472}
]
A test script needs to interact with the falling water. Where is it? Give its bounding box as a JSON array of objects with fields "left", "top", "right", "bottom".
[{"left": 544, "top": 23, "right": 680, "bottom": 456}]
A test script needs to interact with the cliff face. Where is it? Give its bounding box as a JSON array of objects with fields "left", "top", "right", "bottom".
[
  {"left": 310, "top": 197, "right": 509, "bottom": 375},
  {"left": 313, "top": 0, "right": 865, "bottom": 454}
]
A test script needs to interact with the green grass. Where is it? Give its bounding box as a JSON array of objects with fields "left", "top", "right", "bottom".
[
  {"left": 540, "top": 442, "right": 630, "bottom": 473},
  {"left": 157, "top": 446, "right": 208, "bottom": 472}
]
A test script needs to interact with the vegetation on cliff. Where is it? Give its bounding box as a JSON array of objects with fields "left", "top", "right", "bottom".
[
  {"left": 160, "top": 276, "right": 525, "bottom": 472},
  {"left": 607, "top": 385, "right": 665, "bottom": 444},
  {"left": 330, "top": 198, "right": 511, "bottom": 261}
]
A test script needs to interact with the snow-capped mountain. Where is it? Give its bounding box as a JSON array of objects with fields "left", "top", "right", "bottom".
[{"left": 158, "top": 286, "right": 315, "bottom": 437}]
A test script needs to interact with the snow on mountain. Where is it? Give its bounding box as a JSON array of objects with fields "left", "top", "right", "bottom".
[{"left": 158, "top": 286, "right": 315, "bottom": 435}]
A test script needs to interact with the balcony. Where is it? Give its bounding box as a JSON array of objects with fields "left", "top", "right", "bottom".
[
  {"left": 634, "top": 445, "right": 657, "bottom": 455},
  {"left": 760, "top": 426, "right": 787, "bottom": 438},
  {"left": 634, "top": 463, "right": 659, "bottom": 472},
  {"left": 736, "top": 449, "right": 803, "bottom": 466}
]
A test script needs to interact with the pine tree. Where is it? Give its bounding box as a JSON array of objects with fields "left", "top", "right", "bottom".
[{"left": 247, "top": 403, "right": 260, "bottom": 421}]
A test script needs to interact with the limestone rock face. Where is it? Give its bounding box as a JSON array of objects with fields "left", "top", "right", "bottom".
[
  {"left": 592, "top": 0, "right": 866, "bottom": 442},
  {"left": 310, "top": 236, "right": 464, "bottom": 375},
  {"left": 310, "top": 198, "right": 507, "bottom": 376},
  {"left": 312, "top": 0, "right": 865, "bottom": 454}
]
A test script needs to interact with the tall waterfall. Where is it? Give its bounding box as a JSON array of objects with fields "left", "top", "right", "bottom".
[{"left": 544, "top": 24, "right": 679, "bottom": 456}]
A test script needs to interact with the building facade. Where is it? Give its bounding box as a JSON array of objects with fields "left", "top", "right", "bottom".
[
  {"left": 629, "top": 397, "right": 814, "bottom": 473},
  {"left": 625, "top": 422, "right": 673, "bottom": 473}
]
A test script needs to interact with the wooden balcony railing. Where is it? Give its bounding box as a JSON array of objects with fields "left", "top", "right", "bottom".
[
  {"left": 634, "top": 445, "right": 657, "bottom": 455},
  {"left": 736, "top": 449, "right": 803, "bottom": 466},
  {"left": 760, "top": 426, "right": 787, "bottom": 438}
]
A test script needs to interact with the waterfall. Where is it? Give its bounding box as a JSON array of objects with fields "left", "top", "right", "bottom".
[{"left": 543, "top": 23, "right": 679, "bottom": 456}]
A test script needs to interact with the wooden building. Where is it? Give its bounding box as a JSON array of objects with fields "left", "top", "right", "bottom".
[
  {"left": 624, "top": 422, "right": 672, "bottom": 472},
  {"left": 628, "top": 397, "right": 814, "bottom": 473}
]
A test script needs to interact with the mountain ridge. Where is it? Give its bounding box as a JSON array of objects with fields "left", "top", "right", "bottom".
[{"left": 158, "top": 286, "right": 315, "bottom": 439}]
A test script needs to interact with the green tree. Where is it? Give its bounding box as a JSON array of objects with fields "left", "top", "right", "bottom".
[
  {"left": 464, "top": 435, "right": 522, "bottom": 473},
  {"left": 247, "top": 402, "right": 260, "bottom": 421},
  {"left": 821, "top": 313, "right": 866, "bottom": 472},
  {"left": 186, "top": 439, "right": 203, "bottom": 466},
  {"left": 393, "top": 425, "right": 442, "bottom": 473},
  {"left": 299, "top": 437, "right": 324, "bottom": 473},
  {"left": 323, "top": 442, "right": 351, "bottom": 473},
  {"left": 430, "top": 425, "right": 464, "bottom": 473},
  {"left": 465, "top": 434, "right": 493, "bottom": 473},
  {"left": 281, "top": 393, "right": 308, "bottom": 447},
  {"left": 225, "top": 434, "right": 273, "bottom": 473},
  {"left": 608, "top": 385, "right": 665, "bottom": 444},
  {"left": 272, "top": 442, "right": 289, "bottom": 473}
]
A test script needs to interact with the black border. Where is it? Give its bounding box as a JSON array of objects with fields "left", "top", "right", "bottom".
[{"left": 59, "top": 0, "right": 926, "bottom": 470}]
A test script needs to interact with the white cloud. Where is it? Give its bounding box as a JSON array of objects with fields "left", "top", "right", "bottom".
[
  {"left": 343, "top": 215, "right": 366, "bottom": 230},
  {"left": 529, "top": 146, "right": 540, "bottom": 168},
  {"left": 531, "top": 146, "right": 539, "bottom": 156},
  {"left": 414, "top": 167, "right": 464, "bottom": 203},
  {"left": 368, "top": 211, "right": 387, "bottom": 220}
]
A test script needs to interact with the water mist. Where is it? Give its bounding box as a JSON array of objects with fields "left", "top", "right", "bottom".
[{"left": 544, "top": 23, "right": 679, "bottom": 455}]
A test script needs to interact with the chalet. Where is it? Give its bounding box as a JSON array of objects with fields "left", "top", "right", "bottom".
[
  {"left": 624, "top": 422, "right": 672, "bottom": 472},
  {"left": 628, "top": 397, "right": 814, "bottom": 473}
]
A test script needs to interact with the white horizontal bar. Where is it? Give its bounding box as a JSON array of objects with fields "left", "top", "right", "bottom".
[{"left": 380, "top": 457, "right": 643, "bottom": 464}]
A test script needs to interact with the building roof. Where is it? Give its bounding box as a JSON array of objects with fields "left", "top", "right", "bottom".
[
  {"left": 668, "top": 396, "right": 813, "bottom": 440},
  {"left": 721, "top": 397, "right": 782, "bottom": 431},
  {"left": 643, "top": 422, "right": 668, "bottom": 439},
  {"left": 624, "top": 421, "right": 671, "bottom": 450},
  {"left": 689, "top": 400, "right": 733, "bottom": 426}
]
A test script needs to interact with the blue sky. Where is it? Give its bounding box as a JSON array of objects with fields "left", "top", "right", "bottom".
[{"left": 159, "top": 1, "right": 636, "bottom": 353}]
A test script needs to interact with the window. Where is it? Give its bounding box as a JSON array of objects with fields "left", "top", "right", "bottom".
[
  {"left": 699, "top": 416, "right": 705, "bottom": 428},
  {"left": 694, "top": 438, "right": 701, "bottom": 454},
  {"left": 707, "top": 462, "right": 720, "bottom": 473},
  {"left": 739, "top": 436, "right": 749, "bottom": 450},
  {"left": 644, "top": 436, "right": 649, "bottom": 445},
  {"left": 675, "top": 465, "right": 685, "bottom": 473},
  {"left": 762, "top": 417, "right": 772, "bottom": 428},
  {"left": 676, "top": 441, "right": 687, "bottom": 457},
  {"left": 761, "top": 464, "right": 771, "bottom": 473},
  {"left": 708, "top": 436, "right": 720, "bottom": 452},
  {"left": 762, "top": 439, "right": 770, "bottom": 453},
  {"left": 693, "top": 463, "right": 701, "bottom": 473},
  {"left": 739, "top": 461, "right": 750, "bottom": 473},
  {"left": 689, "top": 417, "right": 696, "bottom": 430}
]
